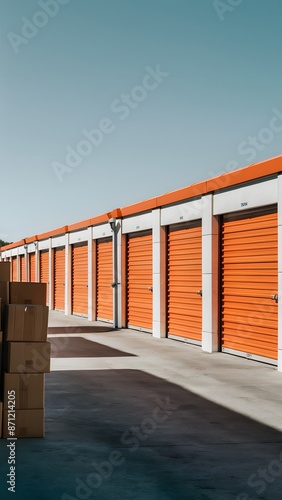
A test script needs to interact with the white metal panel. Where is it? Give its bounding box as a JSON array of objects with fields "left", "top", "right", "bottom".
[
  {"left": 214, "top": 178, "right": 277, "bottom": 215},
  {"left": 93, "top": 224, "right": 112, "bottom": 239},
  {"left": 161, "top": 198, "right": 204, "bottom": 226},
  {"left": 1, "top": 250, "right": 11, "bottom": 258},
  {"left": 122, "top": 213, "right": 152, "bottom": 234},
  {"left": 27, "top": 243, "right": 37, "bottom": 253},
  {"left": 11, "top": 249, "right": 18, "bottom": 257},
  {"left": 69, "top": 229, "right": 88, "bottom": 244},
  {"left": 52, "top": 235, "right": 66, "bottom": 248},
  {"left": 38, "top": 239, "right": 49, "bottom": 251},
  {"left": 18, "top": 246, "right": 25, "bottom": 256}
]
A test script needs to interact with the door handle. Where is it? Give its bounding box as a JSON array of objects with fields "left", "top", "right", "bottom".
[
  {"left": 148, "top": 286, "right": 153, "bottom": 292},
  {"left": 271, "top": 294, "right": 278, "bottom": 302},
  {"left": 197, "top": 290, "right": 202, "bottom": 296},
  {"left": 111, "top": 282, "right": 120, "bottom": 288}
]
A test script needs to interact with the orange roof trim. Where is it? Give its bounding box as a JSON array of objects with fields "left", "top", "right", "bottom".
[
  {"left": 121, "top": 197, "right": 158, "bottom": 217},
  {"left": 1, "top": 155, "right": 281, "bottom": 253},
  {"left": 37, "top": 225, "right": 68, "bottom": 241},
  {"left": 107, "top": 208, "right": 122, "bottom": 219},
  {"left": 90, "top": 213, "right": 109, "bottom": 226},
  {"left": 1, "top": 239, "right": 25, "bottom": 251},
  {"left": 157, "top": 180, "right": 208, "bottom": 208},
  {"left": 68, "top": 219, "right": 92, "bottom": 233},
  {"left": 25, "top": 235, "right": 38, "bottom": 244},
  {"left": 207, "top": 155, "right": 282, "bottom": 192}
]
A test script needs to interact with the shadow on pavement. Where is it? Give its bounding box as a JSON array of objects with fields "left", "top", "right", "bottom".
[
  {"left": 50, "top": 337, "right": 136, "bottom": 358},
  {"left": 48, "top": 326, "right": 114, "bottom": 334},
  {"left": 1, "top": 369, "right": 282, "bottom": 500}
]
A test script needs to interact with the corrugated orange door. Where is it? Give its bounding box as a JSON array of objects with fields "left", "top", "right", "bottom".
[
  {"left": 72, "top": 243, "right": 88, "bottom": 316},
  {"left": 40, "top": 250, "right": 49, "bottom": 305},
  {"left": 12, "top": 257, "right": 18, "bottom": 281},
  {"left": 19, "top": 255, "right": 26, "bottom": 282},
  {"left": 96, "top": 238, "right": 113, "bottom": 321},
  {"left": 167, "top": 221, "right": 202, "bottom": 343},
  {"left": 54, "top": 247, "right": 65, "bottom": 311},
  {"left": 29, "top": 253, "right": 36, "bottom": 282},
  {"left": 221, "top": 205, "right": 278, "bottom": 362},
  {"left": 127, "top": 231, "right": 153, "bottom": 332}
]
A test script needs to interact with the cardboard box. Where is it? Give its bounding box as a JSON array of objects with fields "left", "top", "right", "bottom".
[
  {"left": 0, "top": 331, "right": 3, "bottom": 398},
  {"left": 0, "top": 262, "right": 11, "bottom": 282},
  {"left": 0, "top": 281, "right": 9, "bottom": 322},
  {"left": 0, "top": 281, "right": 9, "bottom": 302},
  {"left": 5, "top": 342, "right": 50, "bottom": 374},
  {"left": 3, "top": 373, "right": 44, "bottom": 409},
  {"left": 0, "top": 401, "right": 2, "bottom": 438},
  {"left": 5, "top": 304, "right": 49, "bottom": 342},
  {"left": 0, "top": 329, "right": 3, "bottom": 363},
  {"left": 2, "top": 409, "right": 44, "bottom": 438},
  {"left": 9, "top": 282, "right": 46, "bottom": 306}
]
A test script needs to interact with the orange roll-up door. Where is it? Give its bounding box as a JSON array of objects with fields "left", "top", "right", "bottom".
[
  {"left": 29, "top": 253, "right": 36, "bottom": 282},
  {"left": 127, "top": 231, "right": 153, "bottom": 332},
  {"left": 72, "top": 243, "right": 88, "bottom": 316},
  {"left": 19, "top": 255, "right": 26, "bottom": 282},
  {"left": 40, "top": 250, "right": 49, "bottom": 305},
  {"left": 54, "top": 247, "right": 65, "bottom": 311},
  {"left": 167, "top": 220, "right": 202, "bottom": 343},
  {"left": 12, "top": 257, "right": 18, "bottom": 281},
  {"left": 96, "top": 237, "right": 113, "bottom": 321},
  {"left": 221, "top": 205, "right": 278, "bottom": 363}
]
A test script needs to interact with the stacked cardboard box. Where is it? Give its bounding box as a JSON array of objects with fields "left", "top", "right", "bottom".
[
  {"left": 0, "top": 262, "right": 11, "bottom": 438},
  {"left": 0, "top": 262, "right": 50, "bottom": 438}
]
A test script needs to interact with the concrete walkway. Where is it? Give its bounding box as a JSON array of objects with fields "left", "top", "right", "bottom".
[{"left": 1, "top": 310, "right": 282, "bottom": 500}]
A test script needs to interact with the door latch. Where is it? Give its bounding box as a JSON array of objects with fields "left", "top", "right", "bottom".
[
  {"left": 271, "top": 294, "right": 278, "bottom": 302},
  {"left": 197, "top": 290, "right": 202, "bottom": 296}
]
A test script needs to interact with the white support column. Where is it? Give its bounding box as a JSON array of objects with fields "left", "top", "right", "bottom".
[
  {"left": 87, "top": 227, "right": 95, "bottom": 321},
  {"left": 65, "top": 233, "right": 71, "bottom": 316},
  {"left": 202, "top": 194, "right": 219, "bottom": 353},
  {"left": 25, "top": 246, "right": 28, "bottom": 282},
  {"left": 35, "top": 242, "right": 40, "bottom": 282},
  {"left": 48, "top": 238, "right": 54, "bottom": 309},
  {"left": 92, "top": 239, "right": 97, "bottom": 321},
  {"left": 110, "top": 219, "right": 121, "bottom": 329},
  {"left": 277, "top": 175, "right": 282, "bottom": 372},
  {"left": 116, "top": 219, "right": 123, "bottom": 328},
  {"left": 120, "top": 233, "right": 127, "bottom": 328},
  {"left": 152, "top": 209, "right": 166, "bottom": 338},
  {"left": 16, "top": 249, "right": 20, "bottom": 282}
]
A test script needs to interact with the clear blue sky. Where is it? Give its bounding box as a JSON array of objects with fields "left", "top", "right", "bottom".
[{"left": 1, "top": 0, "right": 281, "bottom": 242}]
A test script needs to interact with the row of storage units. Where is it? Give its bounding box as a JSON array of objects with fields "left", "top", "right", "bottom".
[
  {"left": 9, "top": 238, "right": 114, "bottom": 322},
  {"left": 1, "top": 156, "right": 282, "bottom": 370}
]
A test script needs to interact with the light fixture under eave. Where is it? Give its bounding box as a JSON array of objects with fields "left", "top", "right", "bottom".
[{"left": 108, "top": 218, "right": 116, "bottom": 231}]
